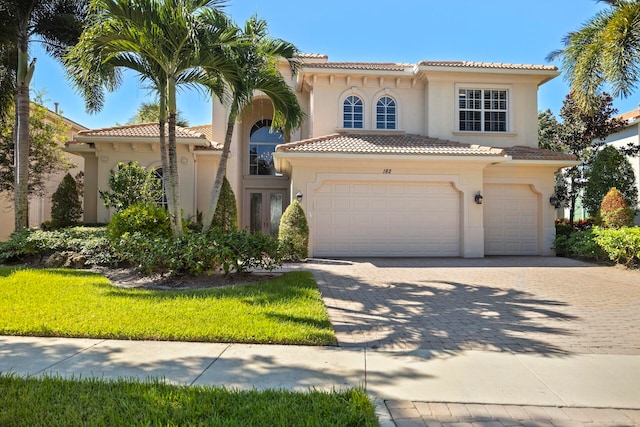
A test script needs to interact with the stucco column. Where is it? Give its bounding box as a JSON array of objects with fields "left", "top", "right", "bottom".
[{"left": 461, "top": 165, "right": 486, "bottom": 258}]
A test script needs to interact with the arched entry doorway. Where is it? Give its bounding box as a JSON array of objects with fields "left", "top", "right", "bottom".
[{"left": 243, "top": 119, "right": 289, "bottom": 236}]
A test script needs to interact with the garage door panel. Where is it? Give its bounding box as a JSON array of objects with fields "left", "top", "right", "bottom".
[
  {"left": 313, "top": 181, "right": 460, "bottom": 257},
  {"left": 484, "top": 184, "right": 539, "bottom": 255}
]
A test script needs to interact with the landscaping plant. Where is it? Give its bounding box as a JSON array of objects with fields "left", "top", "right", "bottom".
[
  {"left": 599, "top": 187, "right": 635, "bottom": 229},
  {"left": 107, "top": 202, "right": 171, "bottom": 241},
  {"left": 583, "top": 146, "right": 637, "bottom": 217},
  {"left": 0, "top": 227, "right": 115, "bottom": 266},
  {"left": 278, "top": 200, "right": 309, "bottom": 261},
  {"left": 593, "top": 227, "right": 640, "bottom": 267},
  {"left": 211, "top": 176, "right": 238, "bottom": 232},
  {"left": 113, "top": 228, "right": 282, "bottom": 275},
  {"left": 99, "top": 162, "right": 163, "bottom": 212},
  {"left": 50, "top": 173, "right": 83, "bottom": 229}
]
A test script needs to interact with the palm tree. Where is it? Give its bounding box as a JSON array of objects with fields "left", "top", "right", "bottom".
[
  {"left": 201, "top": 16, "right": 304, "bottom": 234},
  {"left": 127, "top": 101, "right": 189, "bottom": 127},
  {"left": 0, "top": 0, "right": 87, "bottom": 231},
  {"left": 548, "top": 0, "right": 640, "bottom": 112},
  {"left": 65, "top": 0, "right": 236, "bottom": 236}
]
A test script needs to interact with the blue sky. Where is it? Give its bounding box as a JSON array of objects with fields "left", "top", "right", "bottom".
[{"left": 30, "top": 0, "right": 637, "bottom": 130}]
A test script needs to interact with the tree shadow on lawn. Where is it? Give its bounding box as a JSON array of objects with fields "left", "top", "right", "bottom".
[{"left": 310, "top": 268, "right": 578, "bottom": 356}]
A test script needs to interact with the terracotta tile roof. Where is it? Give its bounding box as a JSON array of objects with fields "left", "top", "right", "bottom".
[
  {"left": 297, "top": 53, "right": 328, "bottom": 59},
  {"left": 302, "top": 62, "right": 414, "bottom": 72},
  {"left": 186, "top": 124, "right": 223, "bottom": 149},
  {"left": 300, "top": 60, "right": 556, "bottom": 72},
  {"left": 276, "top": 133, "right": 505, "bottom": 156},
  {"left": 503, "top": 146, "right": 577, "bottom": 161},
  {"left": 419, "top": 60, "right": 558, "bottom": 71},
  {"left": 77, "top": 122, "right": 210, "bottom": 141},
  {"left": 617, "top": 108, "right": 640, "bottom": 122}
]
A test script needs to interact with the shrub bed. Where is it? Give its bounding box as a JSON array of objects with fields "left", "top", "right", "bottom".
[
  {"left": 593, "top": 226, "right": 640, "bottom": 267},
  {"left": 0, "top": 227, "right": 116, "bottom": 266},
  {"left": 554, "top": 229, "right": 608, "bottom": 260},
  {"left": 111, "top": 229, "right": 282, "bottom": 275}
]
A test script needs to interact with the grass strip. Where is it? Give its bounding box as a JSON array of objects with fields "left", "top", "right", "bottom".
[
  {"left": 0, "top": 374, "right": 378, "bottom": 426},
  {"left": 0, "top": 268, "right": 336, "bottom": 345}
]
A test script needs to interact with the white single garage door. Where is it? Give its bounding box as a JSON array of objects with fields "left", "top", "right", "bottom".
[
  {"left": 313, "top": 180, "right": 460, "bottom": 257},
  {"left": 483, "top": 184, "right": 539, "bottom": 255}
]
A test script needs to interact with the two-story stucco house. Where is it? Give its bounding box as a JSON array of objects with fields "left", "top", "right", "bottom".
[{"left": 67, "top": 54, "right": 577, "bottom": 258}]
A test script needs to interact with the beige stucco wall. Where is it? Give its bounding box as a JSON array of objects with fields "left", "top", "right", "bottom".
[
  {"left": 28, "top": 152, "right": 85, "bottom": 229},
  {"left": 423, "top": 73, "right": 542, "bottom": 148},
  {"left": 194, "top": 153, "right": 221, "bottom": 221},
  {"left": 300, "top": 74, "right": 426, "bottom": 138},
  {"left": 91, "top": 142, "right": 198, "bottom": 223}
]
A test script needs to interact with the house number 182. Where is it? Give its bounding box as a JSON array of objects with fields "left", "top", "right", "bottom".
[{"left": 383, "top": 169, "right": 392, "bottom": 174}]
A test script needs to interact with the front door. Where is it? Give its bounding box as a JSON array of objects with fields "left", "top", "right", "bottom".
[{"left": 247, "top": 189, "right": 288, "bottom": 236}]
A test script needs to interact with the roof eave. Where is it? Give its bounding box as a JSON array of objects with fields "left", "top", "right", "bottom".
[
  {"left": 417, "top": 65, "right": 560, "bottom": 82},
  {"left": 299, "top": 67, "right": 411, "bottom": 77},
  {"left": 498, "top": 159, "right": 580, "bottom": 167},
  {"left": 274, "top": 151, "right": 509, "bottom": 162},
  {"left": 74, "top": 135, "right": 210, "bottom": 146},
  {"left": 64, "top": 143, "right": 96, "bottom": 154}
]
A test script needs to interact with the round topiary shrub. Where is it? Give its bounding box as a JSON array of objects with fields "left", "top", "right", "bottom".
[
  {"left": 107, "top": 202, "right": 171, "bottom": 241},
  {"left": 212, "top": 176, "right": 238, "bottom": 232},
  {"left": 51, "top": 173, "right": 83, "bottom": 229},
  {"left": 278, "top": 200, "right": 309, "bottom": 261},
  {"left": 599, "top": 187, "right": 635, "bottom": 229}
]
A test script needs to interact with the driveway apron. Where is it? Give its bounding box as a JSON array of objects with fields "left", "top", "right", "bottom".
[{"left": 294, "top": 257, "right": 640, "bottom": 354}]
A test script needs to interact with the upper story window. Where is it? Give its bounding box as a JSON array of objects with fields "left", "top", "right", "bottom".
[
  {"left": 343, "top": 95, "right": 363, "bottom": 128},
  {"left": 249, "top": 119, "right": 284, "bottom": 176},
  {"left": 376, "top": 96, "right": 396, "bottom": 130},
  {"left": 458, "top": 89, "right": 508, "bottom": 132}
]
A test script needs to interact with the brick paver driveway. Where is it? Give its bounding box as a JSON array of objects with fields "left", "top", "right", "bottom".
[{"left": 297, "top": 256, "right": 640, "bottom": 354}]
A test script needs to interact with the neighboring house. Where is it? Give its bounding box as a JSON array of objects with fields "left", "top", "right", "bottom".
[
  {"left": 602, "top": 108, "right": 640, "bottom": 225},
  {"left": 68, "top": 54, "right": 576, "bottom": 258},
  {"left": 0, "top": 106, "right": 87, "bottom": 240}
]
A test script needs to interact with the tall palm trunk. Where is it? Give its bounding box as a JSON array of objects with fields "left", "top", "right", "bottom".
[
  {"left": 158, "top": 93, "right": 171, "bottom": 229},
  {"left": 202, "top": 107, "right": 236, "bottom": 234},
  {"left": 14, "top": 24, "right": 35, "bottom": 231},
  {"left": 166, "top": 75, "right": 182, "bottom": 236}
]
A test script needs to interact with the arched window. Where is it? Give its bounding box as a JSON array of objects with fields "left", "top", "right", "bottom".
[
  {"left": 153, "top": 168, "right": 168, "bottom": 209},
  {"left": 249, "top": 119, "right": 284, "bottom": 176},
  {"left": 343, "top": 95, "right": 363, "bottom": 129},
  {"left": 376, "top": 96, "right": 396, "bottom": 130}
]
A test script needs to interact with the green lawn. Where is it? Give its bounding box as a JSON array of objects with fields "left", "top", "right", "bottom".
[
  {"left": 0, "top": 268, "right": 336, "bottom": 345},
  {"left": 0, "top": 374, "right": 378, "bottom": 426}
]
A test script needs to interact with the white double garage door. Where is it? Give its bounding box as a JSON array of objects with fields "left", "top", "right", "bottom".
[{"left": 312, "top": 180, "right": 539, "bottom": 257}]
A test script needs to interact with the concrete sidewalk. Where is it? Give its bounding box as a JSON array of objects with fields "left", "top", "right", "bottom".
[{"left": 1, "top": 336, "right": 639, "bottom": 425}]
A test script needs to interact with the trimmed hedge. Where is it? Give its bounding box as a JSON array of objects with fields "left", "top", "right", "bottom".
[
  {"left": 593, "top": 226, "right": 640, "bottom": 267},
  {"left": 553, "top": 225, "right": 640, "bottom": 267},
  {"left": 107, "top": 202, "right": 171, "bottom": 241},
  {"left": 553, "top": 229, "right": 607, "bottom": 261},
  {"left": 113, "top": 229, "right": 282, "bottom": 275},
  {"left": 0, "top": 227, "right": 116, "bottom": 266},
  {"left": 278, "top": 201, "right": 309, "bottom": 261}
]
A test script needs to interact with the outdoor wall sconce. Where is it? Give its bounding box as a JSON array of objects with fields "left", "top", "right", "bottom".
[
  {"left": 549, "top": 194, "right": 561, "bottom": 208},
  {"left": 296, "top": 191, "right": 303, "bottom": 203},
  {"left": 474, "top": 192, "right": 483, "bottom": 204}
]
